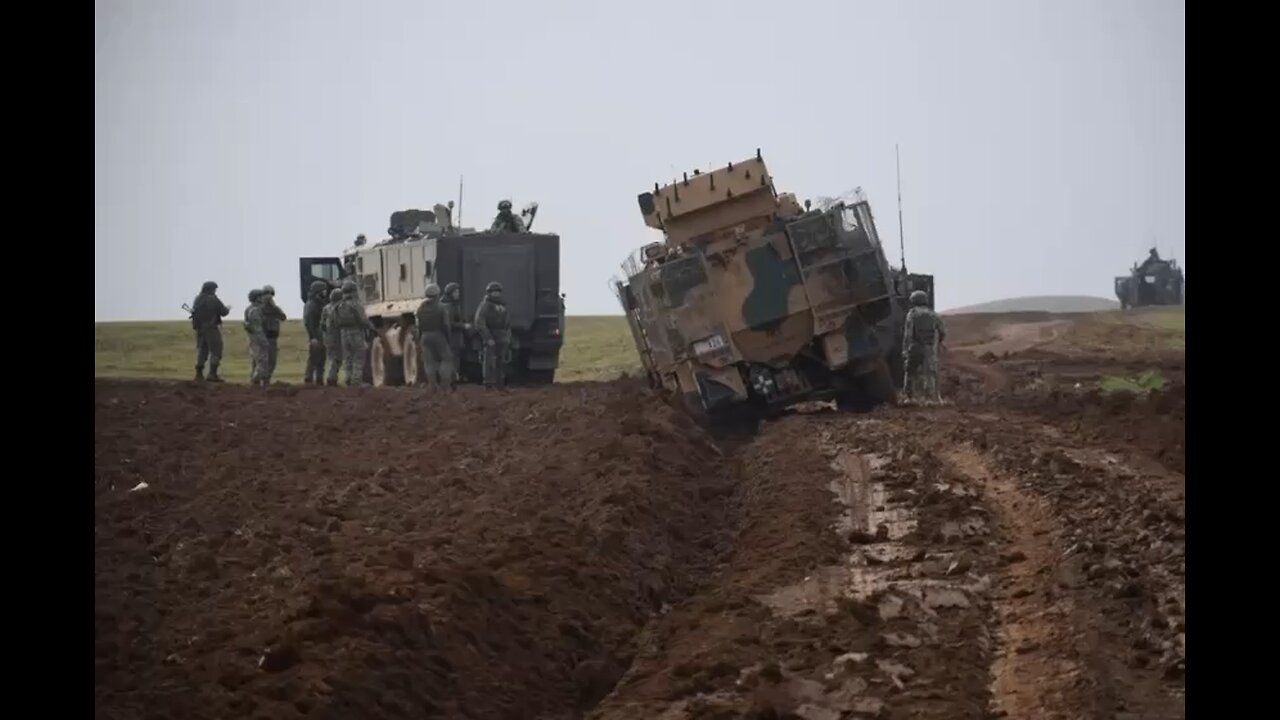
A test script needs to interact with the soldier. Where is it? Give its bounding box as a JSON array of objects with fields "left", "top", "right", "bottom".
[
  {"left": 333, "top": 279, "right": 377, "bottom": 385},
  {"left": 490, "top": 200, "right": 526, "bottom": 233},
  {"left": 243, "top": 289, "right": 263, "bottom": 381},
  {"left": 259, "top": 285, "right": 287, "bottom": 383},
  {"left": 442, "top": 282, "right": 469, "bottom": 381},
  {"left": 415, "top": 284, "right": 454, "bottom": 391},
  {"left": 190, "top": 280, "right": 230, "bottom": 382},
  {"left": 902, "top": 290, "right": 946, "bottom": 404},
  {"left": 302, "top": 280, "right": 329, "bottom": 385},
  {"left": 474, "top": 280, "right": 511, "bottom": 389},
  {"left": 244, "top": 289, "right": 270, "bottom": 387},
  {"left": 320, "top": 288, "right": 344, "bottom": 386}
]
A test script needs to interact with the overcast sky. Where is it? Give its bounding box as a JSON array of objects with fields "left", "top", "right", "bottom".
[{"left": 95, "top": 0, "right": 1184, "bottom": 320}]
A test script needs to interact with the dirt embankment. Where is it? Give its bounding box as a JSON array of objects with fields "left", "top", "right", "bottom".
[{"left": 95, "top": 379, "right": 738, "bottom": 720}]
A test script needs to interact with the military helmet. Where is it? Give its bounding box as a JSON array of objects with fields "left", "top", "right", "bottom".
[
  {"left": 497, "top": 199, "right": 512, "bottom": 211},
  {"left": 248, "top": 288, "right": 263, "bottom": 302},
  {"left": 443, "top": 281, "right": 460, "bottom": 295},
  {"left": 201, "top": 280, "right": 218, "bottom": 293},
  {"left": 342, "top": 280, "right": 358, "bottom": 293},
  {"left": 329, "top": 288, "right": 344, "bottom": 302},
  {"left": 309, "top": 280, "right": 328, "bottom": 295},
  {"left": 485, "top": 281, "right": 503, "bottom": 293},
  {"left": 262, "top": 284, "right": 276, "bottom": 296},
  {"left": 909, "top": 290, "right": 929, "bottom": 306},
  {"left": 424, "top": 284, "right": 441, "bottom": 298}
]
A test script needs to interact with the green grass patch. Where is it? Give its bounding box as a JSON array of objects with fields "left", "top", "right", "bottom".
[
  {"left": 1100, "top": 368, "right": 1168, "bottom": 395},
  {"left": 95, "top": 316, "right": 639, "bottom": 384}
]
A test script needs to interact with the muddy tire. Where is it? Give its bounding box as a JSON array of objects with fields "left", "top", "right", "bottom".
[
  {"left": 370, "top": 337, "right": 405, "bottom": 387},
  {"left": 402, "top": 328, "right": 421, "bottom": 386},
  {"left": 838, "top": 361, "right": 897, "bottom": 413}
]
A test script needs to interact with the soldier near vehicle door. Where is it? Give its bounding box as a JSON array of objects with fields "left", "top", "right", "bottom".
[
  {"left": 190, "top": 280, "right": 231, "bottom": 382},
  {"left": 259, "top": 285, "right": 287, "bottom": 384},
  {"left": 333, "top": 280, "right": 377, "bottom": 385},
  {"left": 474, "top": 281, "right": 512, "bottom": 388},
  {"left": 320, "top": 288, "right": 344, "bottom": 386},
  {"left": 303, "top": 280, "right": 329, "bottom": 384}
]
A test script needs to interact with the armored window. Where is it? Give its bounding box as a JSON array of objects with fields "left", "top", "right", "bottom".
[
  {"left": 423, "top": 261, "right": 434, "bottom": 280},
  {"left": 356, "top": 257, "right": 364, "bottom": 273},
  {"left": 839, "top": 206, "right": 860, "bottom": 233},
  {"left": 660, "top": 255, "right": 708, "bottom": 308},
  {"left": 399, "top": 264, "right": 408, "bottom": 281}
]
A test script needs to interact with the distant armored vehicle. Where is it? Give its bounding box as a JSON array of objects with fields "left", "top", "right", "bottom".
[
  {"left": 299, "top": 202, "right": 564, "bottom": 385},
  {"left": 1115, "top": 248, "right": 1184, "bottom": 309},
  {"left": 615, "top": 150, "right": 932, "bottom": 424}
]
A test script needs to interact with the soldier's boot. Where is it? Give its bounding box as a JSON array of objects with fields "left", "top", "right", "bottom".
[
  {"left": 206, "top": 362, "right": 224, "bottom": 383},
  {"left": 194, "top": 365, "right": 204, "bottom": 381}
]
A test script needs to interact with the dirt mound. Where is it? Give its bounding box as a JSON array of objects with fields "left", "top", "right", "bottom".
[{"left": 95, "top": 379, "right": 737, "bottom": 719}]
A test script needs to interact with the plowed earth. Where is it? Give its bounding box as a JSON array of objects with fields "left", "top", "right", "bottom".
[{"left": 96, "top": 312, "right": 1185, "bottom": 720}]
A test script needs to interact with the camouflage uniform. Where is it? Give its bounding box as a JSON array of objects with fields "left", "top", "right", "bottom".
[
  {"left": 474, "top": 281, "right": 511, "bottom": 388},
  {"left": 333, "top": 281, "right": 375, "bottom": 386},
  {"left": 490, "top": 200, "right": 526, "bottom": 233},
  {"left": 415, "top": 285, "right": 454, "bottom": 391},
  {"left": 442, "top": 282, "right": 468, "bottom": 380},
  {"left": 302, "top": 281, "right": 329, "bottom": 384},
  {"left": 190, "top": 281, "right": 230, "bottom": 382},
  {"left": 259, "top": 285, "right": 287, "bottom": 383},
  {"left": 320, "top": 288, "right": 343, "bottom": 386},
  {"left": 902, "top": 290, "right": 945, "bottom": 404},
  {"left": 243, "top": 292, "right": 270, "bottom": 387}
]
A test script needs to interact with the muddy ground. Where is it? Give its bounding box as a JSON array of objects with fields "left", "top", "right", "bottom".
[{"left": 95, "top": 311, "right": 1185, "bottom": 719}]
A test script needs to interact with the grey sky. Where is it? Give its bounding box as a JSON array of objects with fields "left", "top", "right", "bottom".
[{"left": 95, "top": 0, "right": 1184, "bottom": 321}]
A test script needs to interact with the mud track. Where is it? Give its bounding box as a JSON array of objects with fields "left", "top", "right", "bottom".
[{"left": 96, "top": 315, "right": 1185, "bottom": 719}]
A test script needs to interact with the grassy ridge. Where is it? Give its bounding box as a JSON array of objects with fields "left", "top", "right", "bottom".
[{"left": 95, "top": 316, "right": 639, "bottom": 383}]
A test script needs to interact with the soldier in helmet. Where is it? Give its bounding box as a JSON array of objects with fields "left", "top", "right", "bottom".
[
  {"left": 190, "top": 280, "right": 231, "bottom": 382},
  {"left": 490, "top": 199, "right": 526, "bottom": 233},
  {"left": 320, "top": 288, "right": 344, "bottom": 386},
  {"left": 474, "top": 280, "right": 512, "bottom": 388},
  {"left": 441, "top": 282, "right": 469, "bottom": 381},
  {"left": 302, "top": 280, "right": 330, "bottom": 385},
  {"left": 333, "top": 279, "right": 377, "bottom": 385},
  {"left": 257, "top": 285, "right": 287, "bottom": 384},
  {"left": 902, "top": 289, "right": 946, "bottom": 404},
  {"left": 415, "top": 284, "right": 454, "bottom": 391},
  {"left": 243, "top": 288, "right": 269, "bottom": 387}
]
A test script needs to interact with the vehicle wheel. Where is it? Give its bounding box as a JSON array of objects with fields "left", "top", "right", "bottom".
[
  {"left": 370, "top": 336, "right": 406, "bottom": 387},
  {"left": 838, "top": 360, "right": 897, "bottom": 413},
  {"left": 402, "top": 327, "right": 421, "bottom": 386}
]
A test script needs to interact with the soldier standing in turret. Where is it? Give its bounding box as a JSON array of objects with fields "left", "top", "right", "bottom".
[
  {"left": 490, "top": 200, "right": 526, "bottom": 233},
  {"left": 474, "top": 281, "right": 511, "bottom": 389},
  {"left": 302, "top": 280, "right": 329, "bottom": 385},
  {"left": 190, "top": 280, "right": 230, "bottom": 382},
  {"left": 902, "top": 290, "right": 946, "bottom": 405},
  {"left": 259, "top": 285, "right": 287, "bottom": 384}
]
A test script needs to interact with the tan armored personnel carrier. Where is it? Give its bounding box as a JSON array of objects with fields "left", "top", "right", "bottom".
[{"left": 615, "top": 150, "right": 932, "bottom": 423}]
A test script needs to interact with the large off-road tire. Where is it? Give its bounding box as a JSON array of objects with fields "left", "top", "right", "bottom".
[
  {"left": 402, "top": 327, "right": 421, "bottom": 386},
  {"left": 838, "top": 360, "right": 897, "bottom": 413},
  {"left": 370, "top": 336, "right": 405, "bottom": 387}
]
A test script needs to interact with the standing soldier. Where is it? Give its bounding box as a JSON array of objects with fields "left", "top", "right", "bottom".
[
  {"left": 441, "top": 282, "right": 469, "bottom": 382},
  {"left": 902, "top": 290, "right": 946, "bottom": 404},
  {"left": 320, "top": 288, "right": 344, "bottom": 386},
  {"left": 244, "top": 289, "right": 263, "bottom": 381},
  {"left": 302, "top": 281, "right": 329, "bottom": 385},
  {"left": 259, "top": 285, "right": 287, "bottom": 384},
  {"left": 190, "top": 280, "right": 230, "bottom": 382},
  {"left": 333, "top": 280, "right": 377, "bottom": 385},
  {"left": 415, "top": 284, "right": 454, "bottom": 391},
  {"left": 474, "top": 281, "right": 511, "bottom": 389},
  {"left": 244, "top": 290, "right": 270, "bottom": 387}
]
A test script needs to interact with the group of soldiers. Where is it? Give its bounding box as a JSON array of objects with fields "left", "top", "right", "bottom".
[{"left": 189, "top": 277, "right": 512, "bottom": 390}]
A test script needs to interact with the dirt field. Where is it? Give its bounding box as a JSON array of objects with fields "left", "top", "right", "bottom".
[{"left": 95, "top": 309, "right": 1185, "bottom": 719}]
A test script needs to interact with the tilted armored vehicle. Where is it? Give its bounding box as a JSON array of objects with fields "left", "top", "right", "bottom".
[
  {"left": 1115, "top": 248, "right": 1184, "bottom": 309},
  {"left": 615, "top": 150, "right": 933, "bottom": 423},
  {"left": 299, "top": 202, "right": 565, "bottom": 386}
]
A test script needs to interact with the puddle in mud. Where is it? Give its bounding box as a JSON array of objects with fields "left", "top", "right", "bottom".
[{"left": 760, "top": 447, "right": 988, "bottom": 620}]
